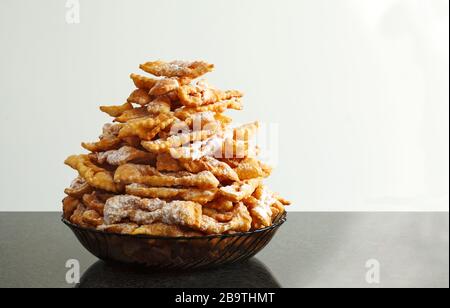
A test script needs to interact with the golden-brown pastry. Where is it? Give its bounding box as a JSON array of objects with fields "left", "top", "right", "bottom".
[{"left": 63, "top": 59, "right": 289, "bottom": 236}]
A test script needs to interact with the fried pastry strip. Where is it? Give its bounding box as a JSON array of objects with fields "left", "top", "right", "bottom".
[
  {"left": 82, "top": 210, "right": 104, "bottom": 227},
  {"left": 63, "top": 196, "right": 82, "bottom": 219},
  {"left": 179, "top": 112, "right": 232, "bottom": 133},
  {"left": 147, "top": 96, "right": 172, "bottom": 115},
  {"left": 115, "top": 163, "right": 220, "bottom": 189},
  {"left": 179, "top": 111, "right": 215, "bottom": 130},
  {"left": 233, "top": 121, "right": 259, "bottom": 141},
  {"left": 275, "top": 195, "right": 291, "bottom": 206},
  {"left": 70, "top": 204, "right": 104, "bottom": 229},
  {"left": 156, "top": 153, "right": 183, "bottom": 172},
  {"left": 120, "top": 136, "right": 141, "bottom": 148},
  {"left": 214, "top": 113, "right": 233, "bottom": 129},
  {"left": 102, "top": 123, "right": 123, "bottom": 137},
  {"left": 219, "top": 138, "right": 252, "bottom": 159},
  {"left": 127, "top": 89, "right": 151, "bottom": 105},
  {"left": 203, "top": 198, "right": 235, "bottom": 211},
  {"left": 219, "top": 157, "right": 243, "bottom": 168},
  {"left": 118, "top": 113, "right": 173, "bottom": 141},
  {"left": 70, "top": 204, "right": 89, "bottom": 227},
  {"left": 64, "top": 177, "right": 93, "bottom": 198},
  {"left": 126, "top": 184, "right": 217, "bottom": 204},
  {"left": 180, "top": 156, "right": 239, "bottom": 182},
  {"left": 141, "top": 129, "right": 216, "bottom": 153},
  {"left": 147, "top": 116, "right": 176, "bottom": 141},
  {"left": 219, "top": 178, "right": 262, "bottom": 202},
  {"left": 81, "top": 137, "right": 122, "bottom": 152},
  {"left": 132, "top": 223, "right": 204, "bottom": 237},
  {"left": 148, "top": 78, "right": 179, "bottom": 96},
  {"left": 243, "top": 186, "right": 283, "bottom": 229},
  {"left": 174, "top": 99, "right": 243, "bottom": 120},
  {"left": 81, "top": 191, "right": 113, "bottom": 215},
  {"left": 178, "top": 80, "right": 243, "bottom": 107},
  {"left": 100, "top": 102, "right": 133, "bottom": 117},
  {"left": 130, "top": 73, "right": 158, "bottom": 90},
  {"left": 114, "top": 106, "right": 150, "bottom": 123},
  {"left": 97, "top": 223, "right": 139, "bottom": 234},
  {"left": 169, "top": 135, "right": 251, "bottom": 160},
  {"left": 234, "top": 157, "right": 272, "bottom": 180},
  {"left": 82, "top": 123, "right": 124, "bottom": 152},
  {"left": 202, "top": 207, "right": 235, "bottom": 222},
  {"left": 65, "top": 155, "right": 123, "bottom": 193},
  {"left": 198, "top": 203, "right": 252, "bottom": 234},
  {"left": 93, "top": 146, "right": 155, "bottom": 166},
  {"left": 103, "top": 195, "right": 202, "bottom": 229},
  {"left": 139, "top": 60, "right": 214, "bottom": 79}
]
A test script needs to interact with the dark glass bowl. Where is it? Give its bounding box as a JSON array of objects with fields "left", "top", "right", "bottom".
[{"left": 62, "top": 212, "right": 287, "bottom": 270}]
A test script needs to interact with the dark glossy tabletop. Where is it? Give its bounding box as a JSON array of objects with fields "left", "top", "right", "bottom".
[{"left": 0, "top": 212, "right": 448, "bottom": 288}]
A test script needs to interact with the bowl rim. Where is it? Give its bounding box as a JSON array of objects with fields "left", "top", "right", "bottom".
[{"left": 61, "top": 211, "right": 287, "bottom": 240}]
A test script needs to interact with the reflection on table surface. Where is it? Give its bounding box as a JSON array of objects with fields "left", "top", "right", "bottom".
[{"left": 77, "top": 258, "right": 280, "bottom": 288}]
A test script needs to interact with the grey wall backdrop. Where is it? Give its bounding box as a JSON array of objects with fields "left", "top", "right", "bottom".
[{"left": 0, "top": 0, "right": 448, "bottom": 211}]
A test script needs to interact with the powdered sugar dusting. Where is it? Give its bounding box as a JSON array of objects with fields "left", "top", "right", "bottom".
[
  {"left": 104, "top": 195, "right": 142, "bottom": 224},
  {"left": 101, "top": 123, "right": 122, "bottom": 138},
  {"left": 98, "top": 146, "right": 133, "bottom": 165},
  {"left": 103, "top": 194, "right": 200, "bottom": 228},
  {"left": 69, "top": 176, "right": 86, "bottom": 189},
  {"left": 252, "top": 187, "right": 277, "bottom": 223}
]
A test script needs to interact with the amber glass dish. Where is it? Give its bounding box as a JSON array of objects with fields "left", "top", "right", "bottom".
[{"left": 62, "top": 212, "right": 287, "bottom": 269}]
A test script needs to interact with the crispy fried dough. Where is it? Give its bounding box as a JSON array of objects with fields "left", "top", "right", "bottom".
[
  {"left": 139, "top": 60, "right": 213, "bottom": 79},
  {"left": 65, "top": 155, "right": 123, "bottom": 192},
  {"left": 125, "top": 184, "right": 217, "bottom": 204}
]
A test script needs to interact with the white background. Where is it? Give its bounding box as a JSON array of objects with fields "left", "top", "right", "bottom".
[{"left": 0, "top": 0, "right": 448, "bottom": 211}]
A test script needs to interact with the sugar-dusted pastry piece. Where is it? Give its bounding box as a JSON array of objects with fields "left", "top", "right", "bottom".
[
  {"left": 198, "top": 203, "right": 252, "bottom": 234},
  {"left": 65, "top": 155, "right": 123, "bottom": 193},
  {"left": 202, "top": 206, "right": 235, "bottom": 222},
  {"left": 100, "top": 102, "right": 133, "bottom": 117},
  {"left": 243, "top": 186, "right": 287, "bottom": 229},
  {"left": 233, "top": 121, "right": 259, "bottom": 141},
  {"left": 203, "top": 198, "right": 235, "bottom": 212},
  {"left": 174, "top": 98, "right": 242, "bottom": 120},
  {"left": 63, "top": 60, "right": 291, "bottom": 236},
  {"left": 178, "top": 80, "right": 243, "bottom": 107},
  {"left": 115, "top": 163, "right": 219, "bottom": 189},
  {"left": 168, "top": 130, "right": 253, "bottom": 161},
  {"left": 103, "top": 195, "right": 202, "bottom": 229},
  {"left": 127, "top": 89, "right": 151, "bottom": 106},
  {"left": 219, "top": 178, "right": 262, "bottom": 202},
  {"left": 125, "top": 184, "right": 217, "bottom": 204},
  {"left": 64, "top": 177, "right": 93, "bottom": 198},
  {"left": 147, "top": 96, "right": 172, "bottom": 115},
  {"left": 139, "top": 60, "right": 214, "bottom": 79},
  {"left": 81, "top": 137, "right": 122, "bottom": 152},
  {"left": 149, "top": 78, "right": 179, "bottom": 96},
  {"left": 114, "top": 106, "right": 150, "bottom": 123},
  {"left": 118, "top": 113, "right": 174, "bottom": 141},
  {"left": 130, "top": 73, "right": 158, "bottom": 90},
  {"left": 93, "top": 146, "right": 155, "bottom": 166},
  {"left": 81, "top": 191, "right": 113, "bottom": 216},
  {"left": 234, "top": 157, "right": 272, "bottom": 180},
  {"left": 141, "top": 129, "right": 217, "bottom": 153},
  {"left": 69, "top": 204, "right": 89, "bottom": 227},
  {"left": 180, "top": 156, "right": 239, "bottom": 182},
  {"left": 62, "top": 196, "right": 82, "bottom": 219}
]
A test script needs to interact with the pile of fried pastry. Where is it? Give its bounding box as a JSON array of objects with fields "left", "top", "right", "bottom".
[{"left": 63, "top": 60, "right": 290, "bottom": 237}]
